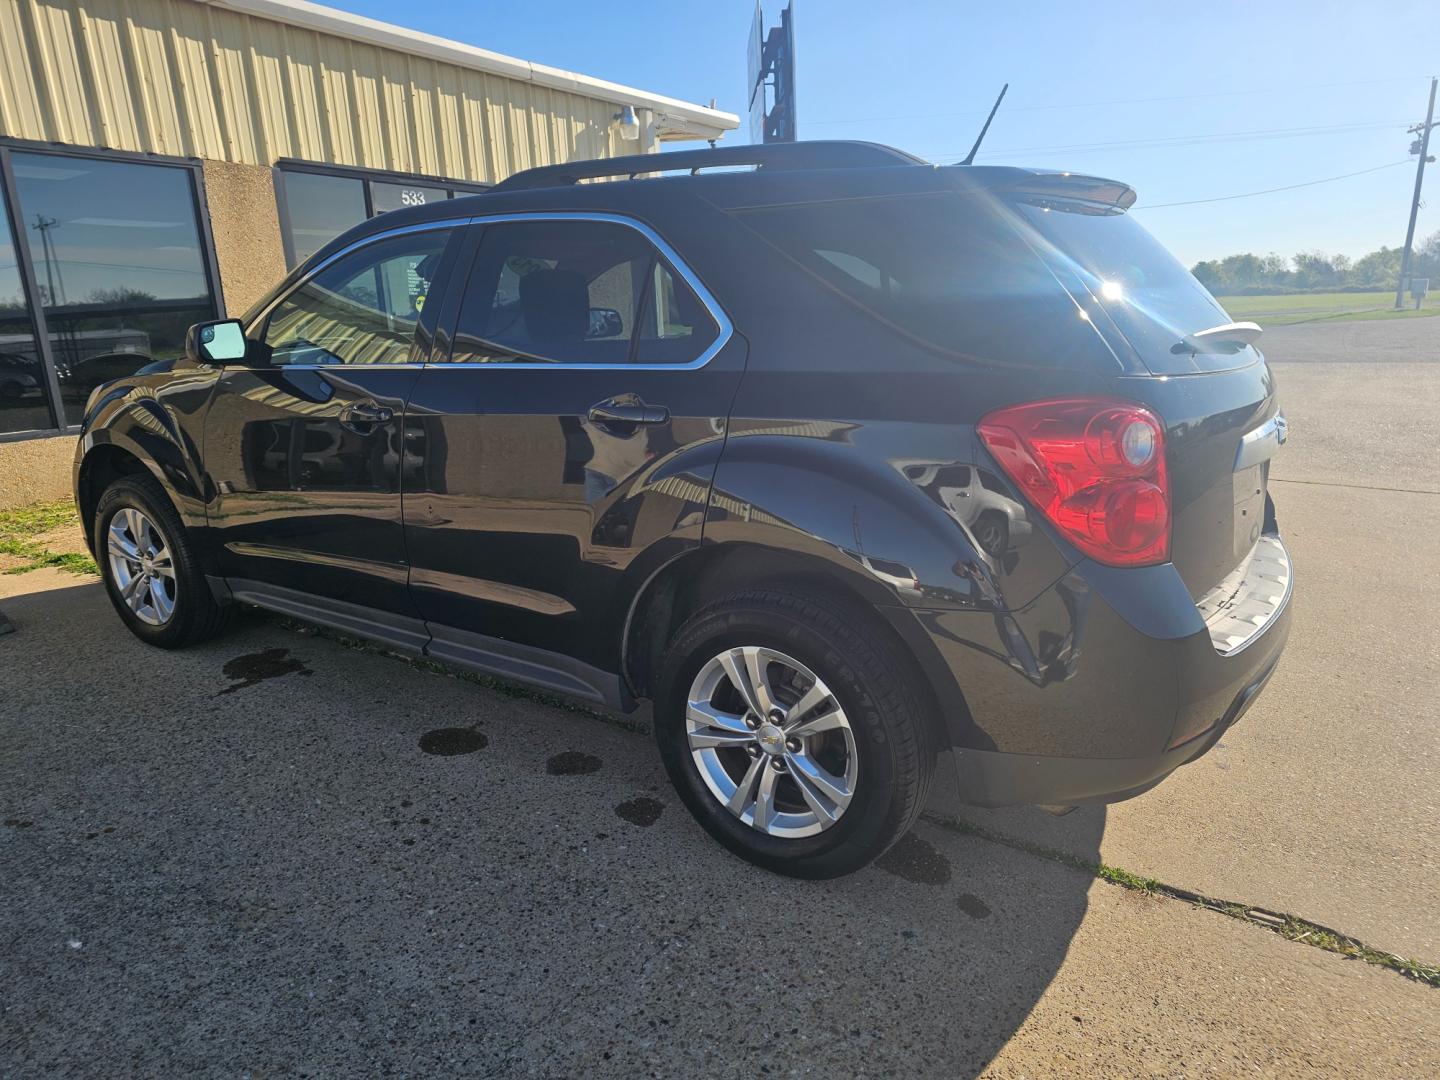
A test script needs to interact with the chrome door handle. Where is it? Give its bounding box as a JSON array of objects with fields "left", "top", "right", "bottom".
[
  {"left": 339, "top": 401, "right": 393, "bottom": 433},
  {"left": 587, "top": 400, "right": 669, "bottom": 426}
]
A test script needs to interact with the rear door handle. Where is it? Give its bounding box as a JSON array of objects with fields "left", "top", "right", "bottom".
[{"left": 587, "top": 400, "right": 669, "bottom": 426}]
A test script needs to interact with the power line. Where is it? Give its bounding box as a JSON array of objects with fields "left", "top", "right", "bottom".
[
  {"left": 1137, "top": 160, "right": 1413, "bottom": 209},
  {"left": 803, "top": 76, "right": 1434, "bottom": 128},
  {"left": 916, "top": 119, "right": 1416, "bottom": 161}
]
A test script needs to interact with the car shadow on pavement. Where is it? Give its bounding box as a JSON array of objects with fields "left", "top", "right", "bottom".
[{"left": 0, "top": 580, "right": 1104, "bottom": 1078}]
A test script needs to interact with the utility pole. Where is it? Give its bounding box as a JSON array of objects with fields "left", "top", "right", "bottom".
[{"left": 1394, "top": 76, "right": 1437, "bottom": 310}]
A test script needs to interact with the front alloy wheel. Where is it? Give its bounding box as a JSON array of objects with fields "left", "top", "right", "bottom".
[
  {"left": 105, "top": 507, "right": 177, "bottom": 625},
  {"left": 686, "top": 646, "right": 857, "bottom": 838}
]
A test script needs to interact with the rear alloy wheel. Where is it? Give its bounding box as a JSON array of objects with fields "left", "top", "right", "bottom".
[
  {"left": 657, "top": 587, "right": 936, "bottom": 878},
  {"left": 686, "top": 646, "right": 857, "bottom": 838}
]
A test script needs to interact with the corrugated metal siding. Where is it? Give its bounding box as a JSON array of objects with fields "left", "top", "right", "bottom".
[{"left": 0, "top": 0, "right": 655, "bottom": 178}]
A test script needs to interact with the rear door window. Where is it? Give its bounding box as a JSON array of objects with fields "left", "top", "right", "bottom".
[
  {"left": 730, "top": 194, "right": 1100, "bottom": 369},
  {"left": 450, "top": 219, "right": 719, "bottom": 365}
]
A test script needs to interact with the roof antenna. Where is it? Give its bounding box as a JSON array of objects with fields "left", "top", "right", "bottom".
[{"left": 959, "top": 83, "right": 1009, "bottom": 166}]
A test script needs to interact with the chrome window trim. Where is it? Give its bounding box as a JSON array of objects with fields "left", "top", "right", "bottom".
[
  {"left": 246, "top": 211, "right": 732, "bottom": 372},
  {"left": 244, "top": 218, "right": 472, "bottom": 339}
]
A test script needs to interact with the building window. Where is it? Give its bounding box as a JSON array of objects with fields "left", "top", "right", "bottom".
[
  {"left": 0, "top": 145, "right": 220, "bottom": 435},
  {"left": 0, "top": 182, "right": 50, "bottom": 435},
  {"left": 276, "top": 163, "right": 489, "bottom": 269}
]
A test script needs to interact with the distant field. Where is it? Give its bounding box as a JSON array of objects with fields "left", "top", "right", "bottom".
[{"left": 1216, "top": 290, "right": 1440, "bottom": 325}]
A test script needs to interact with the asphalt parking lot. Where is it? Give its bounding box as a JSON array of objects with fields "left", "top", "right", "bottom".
[{"left": 2, "top": 318, "right": 1437, "bottom": 1077}]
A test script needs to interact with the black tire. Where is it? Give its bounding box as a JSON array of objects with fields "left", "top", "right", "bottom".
[
  {"left": 655, "top": 587, "right": 937, "bottom": 879},
  {"left": 93, "top": 474, "right": 231, "bottom": 648}
]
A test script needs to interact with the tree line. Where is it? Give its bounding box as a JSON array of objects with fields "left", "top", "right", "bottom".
[{"left": 1192, "top": 230, "right": 1440, "bottom": 295}]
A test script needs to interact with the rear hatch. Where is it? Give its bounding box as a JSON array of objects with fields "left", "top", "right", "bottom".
[{"left": 1012, "top": 195, "right": 1281, "bottom": 598}]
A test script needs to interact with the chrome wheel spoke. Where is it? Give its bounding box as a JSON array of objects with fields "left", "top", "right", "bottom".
[
  {"left": 151, "top": 580, "right": 176, "bottom": 621},
  {"left": 125, "top": 575, "right": 148, "bottom": 612},
  {"left": 788, "top": 751, "right": 852, "bottom": 810},
  {"left": 717, "top": 647, "right": 770, "bottom": 718},
  {"left": 726, "top": 753, "right": 767, "bottom": 817},
  {"left": 785, "top": 705, "right": 846, "bottom": 739},
  {"left": 107, "top": 528, "right": 139, "bottom": 561},
  {"left": 784, "top": 680, "right": 830, "bottom": 726},
  {"left": 687, "top": 700, "right": 751, "bottom": 736},
  {"left": 150, "top": 552, "right": 175, "bottom": 580},
  {"left": 752, "top": 763, "right": 779, "bottom": 832},
  {"left": 783, "top": 705, "right": 846, "bottom": 743}
]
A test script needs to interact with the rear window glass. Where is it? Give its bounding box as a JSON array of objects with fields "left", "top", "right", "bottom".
[
  {"left": 730, "top": 194, "right": 1107, "bottom": 370},
  {"left": 1015, "top": 203, "right": 1246, "bottom": 373}
]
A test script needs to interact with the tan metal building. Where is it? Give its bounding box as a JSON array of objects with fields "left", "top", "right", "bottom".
[{"left": 0, "top": 0, "right": 738, "bottom": 504}]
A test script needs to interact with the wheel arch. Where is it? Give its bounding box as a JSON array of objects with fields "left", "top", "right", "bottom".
[{"left": 621, "top": 541, "right": 970, "bottom": 747}]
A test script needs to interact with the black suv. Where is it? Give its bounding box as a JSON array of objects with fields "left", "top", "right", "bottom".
[{"left": 74, "top": 142, "right": 1291, "bottom": 878}]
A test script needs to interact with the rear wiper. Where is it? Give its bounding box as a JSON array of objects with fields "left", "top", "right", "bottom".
[{"left": 1171, "top": 320, "right": 1263, "bottom": 355}]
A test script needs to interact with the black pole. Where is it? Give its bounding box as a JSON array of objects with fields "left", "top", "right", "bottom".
[{"left": 1395, "top": 77, "right": 1437, "bottom": 310}]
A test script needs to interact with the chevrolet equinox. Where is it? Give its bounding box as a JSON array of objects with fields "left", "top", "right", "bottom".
[{"left": 74, "top": 142, "right": 1292, "bottom": 877}]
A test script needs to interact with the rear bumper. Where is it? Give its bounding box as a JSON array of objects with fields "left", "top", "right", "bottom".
[
  {"left": 953, "top": 629, "right": 1285, "bottom": 806},
  {"left": 912, "top": 534, "right": 1292, "bottom": 808}
]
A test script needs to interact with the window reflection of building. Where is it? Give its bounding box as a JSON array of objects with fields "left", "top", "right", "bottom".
[{"left": 0, "top": 150, "right": 218, "bottom": 433}]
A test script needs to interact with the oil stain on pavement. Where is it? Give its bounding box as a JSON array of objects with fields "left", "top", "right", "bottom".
[
  {"left": 956, "top": 893, "right": 993, "bottom": 919},
  {"left": 615, "top": 797, "right": 664, "bottom": 826},
  {"left": 546, "top": 751, "right": 602, "bottom": 775},
  {"left": 219, "top": 648, "right": 312, "bottom": 695},
  {"left": 877, "top": 832, "right": 953, "bottom": 885},
  {"left": 419, "top": 728, "right": 488, "bottom": 756}
]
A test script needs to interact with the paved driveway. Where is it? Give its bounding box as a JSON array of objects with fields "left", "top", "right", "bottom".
[{"left": 2, "top": 318, "right": 1437, "bottom": 1077}]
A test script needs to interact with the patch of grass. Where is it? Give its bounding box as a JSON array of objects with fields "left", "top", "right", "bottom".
[
  {"left": 924, "top": 811, "right": 1439, "bottom": 988},
  {"left": 0, "top": 499, "right": 98, "bottom": 576},
  {"left": 1218, "top": 290, "right": 1440, "bottom": 325}
]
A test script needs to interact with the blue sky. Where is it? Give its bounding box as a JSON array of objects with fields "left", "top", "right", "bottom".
[{"left": 330, "top": 0, "right": 1437, "bottom": 268}]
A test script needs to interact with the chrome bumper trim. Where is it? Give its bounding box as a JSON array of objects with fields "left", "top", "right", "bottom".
[{"left": 1194, "top": 534, "right": 1293, "bottom": 656}]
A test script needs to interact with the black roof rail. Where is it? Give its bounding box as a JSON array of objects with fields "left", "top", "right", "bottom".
[{"left": 491, "top": 140, "right": 927, "bottom": 192}]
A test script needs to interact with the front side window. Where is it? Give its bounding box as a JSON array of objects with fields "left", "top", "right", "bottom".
[
  {"left": 451, "top": 219, "right": 719, "bottom": 365},
  {"left": 262, "top": 229, "right": 452, "bottom": 366}
]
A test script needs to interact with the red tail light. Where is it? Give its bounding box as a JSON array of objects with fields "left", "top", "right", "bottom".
[{"left": 977, "top": 397, "right": 1170, "bottom": 567}]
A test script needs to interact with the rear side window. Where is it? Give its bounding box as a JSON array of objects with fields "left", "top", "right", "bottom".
[
  {"left": 450, "top": 219, "right": 720, "bottom": 365},
  {"left": 1015, "top": 203, "right": 1242, "bottom": 374},
  {"left": 730, "top": 194, "right": 1096, "bottom": 368}
]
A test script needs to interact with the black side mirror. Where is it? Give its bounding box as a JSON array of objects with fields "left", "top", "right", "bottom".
[
  {"left": 186, "top": 319, "right": 249, "bottom": 365},
  {"left": 586, "top": 308, "right": 624, "bottom": 339}
]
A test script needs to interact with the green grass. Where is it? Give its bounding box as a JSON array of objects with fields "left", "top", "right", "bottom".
[
  {"left": 924, "top": 811, "right": 1440, "bottom": 988},
  {"left": 0, "top": 499, "right": 98, "bottom": 576},
  {"left": 1218, "top": 290, "right": 1440, "bottom": 325}
]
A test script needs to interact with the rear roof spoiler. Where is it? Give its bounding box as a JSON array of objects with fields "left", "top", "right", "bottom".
[{"left": 994, "top": 171, "right": 1137, "bottom": 211}]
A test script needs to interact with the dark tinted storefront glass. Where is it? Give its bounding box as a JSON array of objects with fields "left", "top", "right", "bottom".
[
  {"left": 370, "top": 181, "right": 449, "bottom": 215},
  {"left": 11, "top": 152, "right": 216, "bottom": 425},
  {"left": 0, "top": 183, "right": 53, "bottom": 434},
  {"left": 282, "top": 171, "right": 367, "bottom": 264}
]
